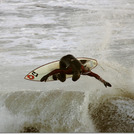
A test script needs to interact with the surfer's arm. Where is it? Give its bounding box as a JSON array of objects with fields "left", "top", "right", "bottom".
[
  {"left": 82, "top": 71, "right": 112, "bottom": 87},
  {"left": 40, "top": 68, "right": 72, "bottom": 82}
]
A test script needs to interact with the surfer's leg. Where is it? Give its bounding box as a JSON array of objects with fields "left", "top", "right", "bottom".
[
  {"left": 58, "top": 73, "right": 66, "bottom": 82},
  {"left": 57, "top": 60, "right": 66, "bottom": 82},
  {"left": 71, "top": 60, "right": 81, "bottom": 81},
  {"left": 72, "top": 71, "right": 80, "bottom": 81}
]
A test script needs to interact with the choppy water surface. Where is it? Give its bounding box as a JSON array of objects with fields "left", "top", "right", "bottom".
[{"left": 0, "top": 0, "right": 134, "bottom": 132}]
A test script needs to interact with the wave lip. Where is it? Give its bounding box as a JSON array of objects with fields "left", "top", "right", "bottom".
[
  {"left": 0, "top": 90, "right": 93, "bottom": 133},
  {"left": 89, "top": 94, "right": 134, "bottom": 133},
  {"left": 0, "top": 89, "right": 134, "bottom": 132}
]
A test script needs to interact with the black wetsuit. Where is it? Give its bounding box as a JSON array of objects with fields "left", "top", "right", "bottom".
[
  {"left": 40, "top": 54, "right": 112, "bottom": 88},
  {"left": 58, "top": 54, "right": 82, "bottom": 82}
]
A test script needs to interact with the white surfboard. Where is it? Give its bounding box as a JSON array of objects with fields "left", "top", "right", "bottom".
[{"left": 24, "top": 57, "right": 98, "bottom": 82}]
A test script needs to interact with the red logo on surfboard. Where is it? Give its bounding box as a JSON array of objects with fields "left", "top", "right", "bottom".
[{"left": 27, "top": 75, "right": 34, "bottom": 80}]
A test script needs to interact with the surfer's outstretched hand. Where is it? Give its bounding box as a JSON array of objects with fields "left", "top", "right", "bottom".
[
  {"left": 104, "top": 81, "right": 112, "bottom": 88},
  {"left": 40, "top": 75, "right": 49, "bottom": 82}
]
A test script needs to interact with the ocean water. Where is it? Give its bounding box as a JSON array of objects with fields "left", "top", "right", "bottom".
[{"left": 0, "top": 0, "right": 134, "bottom": 132}]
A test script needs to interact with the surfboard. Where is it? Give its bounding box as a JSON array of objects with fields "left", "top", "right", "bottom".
[{"left": 24, "top": 57, "right": 98, "bottom": 82}]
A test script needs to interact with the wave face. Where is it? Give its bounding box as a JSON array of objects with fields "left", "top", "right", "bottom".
[
  {"left": 0, "top": 90, "right": 93, "bottom": 132},
  {"left": 0, "top": 88, "right": 134, "bottom": 133},
  {"left": 89, "top": 91, "right": 134, "bottom": 132}
]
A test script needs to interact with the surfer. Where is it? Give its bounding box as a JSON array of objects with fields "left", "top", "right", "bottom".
[{"left": 40, "top": 54, "right": 112, "bottom": 87}]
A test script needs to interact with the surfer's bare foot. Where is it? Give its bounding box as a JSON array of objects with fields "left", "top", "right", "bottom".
[
  {"left": 40, "top": 75, "right": 49, "bottom": 82},
  {"left": 104, "top": 81, "right": 112, "bottom": 88}
]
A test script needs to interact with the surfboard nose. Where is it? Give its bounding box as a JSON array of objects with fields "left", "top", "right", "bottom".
[{"left": 24, "top": 74, "right": 34, "bottom": 80}]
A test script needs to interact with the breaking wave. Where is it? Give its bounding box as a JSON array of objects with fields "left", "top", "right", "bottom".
[{"left": 0, "top": 85, "right": 134, "bottom": 132}]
